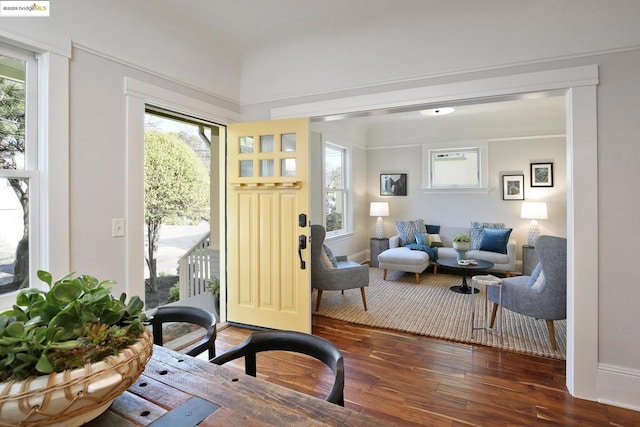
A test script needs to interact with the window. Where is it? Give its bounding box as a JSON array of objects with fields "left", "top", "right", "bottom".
[
  {"left": 0, "top": 45, "right": 38, "bottom": 296},
  {"left": 323, "top": 142, "right": 348, "bottom": 235},
  {"left": 423, "top": 142, "right": 488, "bottom": 190}
]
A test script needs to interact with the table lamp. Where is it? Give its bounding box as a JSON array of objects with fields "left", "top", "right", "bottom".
[
  {"left": 369, "top": 202, "right": 389, "bottom": 239},
  {"left": 521, "top": 201, "right": 548, "bottom": 246}
]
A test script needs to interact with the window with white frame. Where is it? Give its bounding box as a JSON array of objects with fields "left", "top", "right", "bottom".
[
  {"left": 423, "top": 142, "right": 488, "bottom": 190},
  {"left": 323, "top": 142, "right": 348, "bottom": 235},
  {"left": 0, "top": 45, "right": 38, "bottom": 296}
]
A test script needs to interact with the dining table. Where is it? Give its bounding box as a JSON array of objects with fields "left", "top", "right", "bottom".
[{"left": 86, "top": 344, "right": 391, "bottom": 426}]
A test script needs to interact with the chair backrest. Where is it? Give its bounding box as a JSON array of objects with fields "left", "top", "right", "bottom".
[
  {"left": 149, "top": 305, "right": 217, "bottom": 359},
  {"left": 535, "top": 235, "right": 567, "bottom": 319},
  {"left": 210, "top": 330, "right": 345, "bottom": 406}
]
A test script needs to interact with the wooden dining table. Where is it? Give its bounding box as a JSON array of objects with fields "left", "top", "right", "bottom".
[{"left": 87, "top": 345, "right": 391, "bottom": 426}]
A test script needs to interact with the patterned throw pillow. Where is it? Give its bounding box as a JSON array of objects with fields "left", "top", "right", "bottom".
[
  {"left": 395, "top": 219, "right": 425, "bottom": 246},
  {"left": 470, "top": 221, "right": 505, "bottom": 250},
  {"left": 322, "top": 244, "right": 338, "bottom": 268}
]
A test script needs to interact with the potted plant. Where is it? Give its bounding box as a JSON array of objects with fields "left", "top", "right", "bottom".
[
  {"left": 0, "top": 270, "right": 153, "bottom": 426},
  {"left": 207, "top": 276, "right": 220, "bottom": 314},
  {"left": 452, "top": 233, "right": 471, "bottom": 259}
]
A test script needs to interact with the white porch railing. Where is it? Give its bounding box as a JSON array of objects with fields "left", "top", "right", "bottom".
[{"left": 178, "top": 232, "right": 219, "bottom": 299}]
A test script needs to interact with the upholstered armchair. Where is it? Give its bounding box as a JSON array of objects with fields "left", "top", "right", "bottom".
[
  {"left": 310, "top": 225, "right": 369, "bottom": 312},
  {"left": 488, "top": 235, "right": 567, "bottom": 350}
]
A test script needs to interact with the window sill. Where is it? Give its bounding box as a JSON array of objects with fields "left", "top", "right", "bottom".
[
  {"left": 421, "top": 187, "right": 490, "bottom": 194},
  {"left": 325, "top": 231, "right": 354, "bottom": 242}
]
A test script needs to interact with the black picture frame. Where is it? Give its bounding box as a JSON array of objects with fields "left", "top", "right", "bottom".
[
  {"left": 380, "top": 173, "right": 407, "bottom": 196},
  {"left": 530, "top": 162, "right": 554, "bottom": 187},
  {"left": 502, "top": 174, "right": 525, "bottom": 200}
]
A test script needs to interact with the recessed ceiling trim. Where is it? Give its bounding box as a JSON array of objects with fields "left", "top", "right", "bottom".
[{"left": 271, "top": 65, "right": 597, "bottom": 121}]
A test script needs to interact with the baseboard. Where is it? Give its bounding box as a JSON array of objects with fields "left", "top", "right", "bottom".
[
  {"left": 597, "top": 363, "right": 640, "bottom": 411},
  {"left": 351, "top": 249, "right": 369, "bottom": 265}
]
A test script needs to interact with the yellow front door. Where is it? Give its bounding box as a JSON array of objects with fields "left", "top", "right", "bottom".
[{"left": 226, "top": 118, "right": 311, "bottom": 332}]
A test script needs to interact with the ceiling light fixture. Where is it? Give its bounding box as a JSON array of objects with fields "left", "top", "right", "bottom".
[{"left": 419, "top": 107, "right": 455, "bottom": 116}]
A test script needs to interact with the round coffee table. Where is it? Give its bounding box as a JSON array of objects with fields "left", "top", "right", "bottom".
[{"left": 435, "top": 258, "right": 494, "bottom": 294}]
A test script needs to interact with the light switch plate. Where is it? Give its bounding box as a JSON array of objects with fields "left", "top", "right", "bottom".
[{"left": 112, "top": 218, "right": 125, "bottom": 237}]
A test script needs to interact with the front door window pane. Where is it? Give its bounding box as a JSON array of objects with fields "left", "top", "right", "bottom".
[
  {"left": 260, "top": 159, "right": 274, "bottom": 177},
  {"left": 239, "top": 136, "right": 253, "bottom": 153},
  {"left": 281, "top": 158, "right": 296, "bottom": 176},
  {"left": 281, "top": 134, "right": 296, "bottom": 152},
  {"left": 239, "top": 160, "right": 253, "bottom": 177},
  {"left": 260, "top": 135, "right": 274, "bottom": 152}
]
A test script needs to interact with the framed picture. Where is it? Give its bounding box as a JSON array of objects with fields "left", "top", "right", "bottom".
[
  {"left": 530, "top": 162, "right": 553, "bottom": 187},
  {"left": 380, "top": 173, "right": 407, "bottom": 196},
  {"left": 502, "top": 174, "right": 525, "bottom": 200}
]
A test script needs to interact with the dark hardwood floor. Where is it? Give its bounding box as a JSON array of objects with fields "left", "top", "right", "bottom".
[{"left": 214, "top": 316, "right": 640, "bottom": 426}]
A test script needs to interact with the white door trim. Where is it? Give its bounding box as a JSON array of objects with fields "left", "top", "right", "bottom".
[{"left": 123, "top": 77, "right": 237, "bottom": 311}]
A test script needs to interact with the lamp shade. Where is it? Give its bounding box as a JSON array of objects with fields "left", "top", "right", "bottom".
[
  {"left": 520, "top": 202, "right": 548, "bottom": 220},
  {"left": 369, "top": 202, "right": 389, "bottom": 217}
]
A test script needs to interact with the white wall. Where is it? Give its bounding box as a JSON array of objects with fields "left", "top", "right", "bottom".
[{"left": 0, "top": 0, "right": 240, "bottom": 102}]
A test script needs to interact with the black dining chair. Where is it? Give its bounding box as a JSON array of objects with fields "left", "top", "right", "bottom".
[
  {"left": 149, "top": 305, "right": 217, "bottom": 358},
  {"left": 210, "top": 330, "right": 345, "bottom": 406}
]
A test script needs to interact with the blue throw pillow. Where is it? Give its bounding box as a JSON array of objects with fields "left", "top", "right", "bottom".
[
  {"left": 478, "top": 228, "right": 512, "bottom": 254},
  {"left": 470, "top": 221, "right": 506, "bottom": 250},
  {"left": 415, "top": 232, "right": 425, "bottom": 245},
  {"left": 425, "top": 224, "right": 440, "bottom": 234}
]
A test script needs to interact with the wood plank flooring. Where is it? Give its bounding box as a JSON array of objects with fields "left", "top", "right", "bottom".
[{"left": 213, "top": 316, "right": 640, "bottom": 426}]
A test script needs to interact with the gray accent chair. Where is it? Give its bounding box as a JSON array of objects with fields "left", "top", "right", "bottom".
[
  {"left": 488, "top": 235, "right": 567, "bottom": 350},
  {"left": 311, "top": 225, "right": 369, "bottom": 312}
]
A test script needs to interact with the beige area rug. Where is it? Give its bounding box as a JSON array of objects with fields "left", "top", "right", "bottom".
[{"left": 313, "top": 268, "right": 566, "bottom": 360}]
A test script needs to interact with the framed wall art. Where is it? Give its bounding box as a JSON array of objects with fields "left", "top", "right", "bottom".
[
  {"left": 380, "top": 173, "right": 407, "bottom": 196},
  {"left": 530, "top": 162, "right": 553, "bottom": 187},
  {"left": 502, "top": 174, "right": 525, "bottom": 200}
]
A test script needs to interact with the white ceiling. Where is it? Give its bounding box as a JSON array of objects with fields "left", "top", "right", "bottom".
[
  {"left": 155, "top": 0, "right": 414, "bottom": 54},
  {"left": 312, "top": 95, "right": 566, "bottom": 145}
]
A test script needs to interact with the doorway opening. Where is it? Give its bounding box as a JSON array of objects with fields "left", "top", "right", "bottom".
[{"left": 143, "top": 107, "right": 220, "bottom": 313}]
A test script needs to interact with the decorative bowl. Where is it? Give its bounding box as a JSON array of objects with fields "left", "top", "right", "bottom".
[{"left": 0, "top": 329, "right": 153, "bottom": 427}]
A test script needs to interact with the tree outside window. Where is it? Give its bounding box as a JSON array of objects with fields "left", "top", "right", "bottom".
[
  {"left": 324, "top": 143, "right": 347, "bottom": 234},
  {"left": 0, "top": 51, "right": 34, "bottom": 294}
]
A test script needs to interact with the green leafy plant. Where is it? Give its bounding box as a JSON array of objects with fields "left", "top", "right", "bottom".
[
  {"left": 452, "top": 233, "right": 471, "bottom": 243},
  {"left": 167, "top": 284, "right": 180, "bottom": 303},
  {"left": 206, "top": 277, "right": 220, "bottom": 298},
  {"left": 0, "top": 270, "right": 146, "bottom": 382}
]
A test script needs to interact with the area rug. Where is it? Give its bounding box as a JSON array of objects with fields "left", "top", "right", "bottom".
[{"left": 313, "top": 268, "right": 566, "bottom": 359}]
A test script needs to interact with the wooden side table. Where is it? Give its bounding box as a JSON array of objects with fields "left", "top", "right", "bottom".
[
  {"left": 370, "top": 238, "right": 389, "bottom": 268},
  {"left": 522, "top": 245, "right": 539, "bottom": 276}
]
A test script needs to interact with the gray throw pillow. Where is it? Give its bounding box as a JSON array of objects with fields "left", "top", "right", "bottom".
[{"left": 322, "top": 244, "right": 338, "bottom": 268}]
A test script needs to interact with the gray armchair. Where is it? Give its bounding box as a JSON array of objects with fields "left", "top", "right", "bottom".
[
  {"left": 311, "top": 225, "right": 369, "bottom": 312},
  {"left": 488, "top": 235, "right": 567, "bottom": 350}
]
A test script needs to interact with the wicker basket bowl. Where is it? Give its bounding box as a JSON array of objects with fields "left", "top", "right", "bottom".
[{"left": 0, "top": 329, "right": 153, "bottom": 427}]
